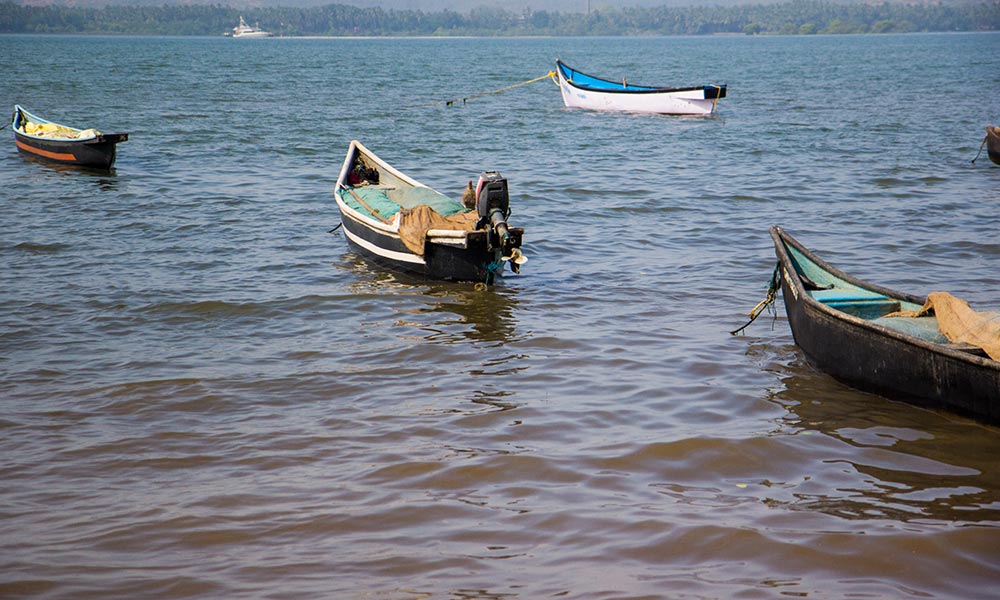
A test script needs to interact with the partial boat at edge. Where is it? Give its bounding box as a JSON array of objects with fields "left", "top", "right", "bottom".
[
  {"left": 986, "top": 125, "right": 1000, "bottom": 165},
  {"left": 770, "top": 226, "right": 1000, "bottom": 424}
]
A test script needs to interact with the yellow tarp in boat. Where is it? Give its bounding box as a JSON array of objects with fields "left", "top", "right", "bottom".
[
  {"left": 19, "top": 120, "right": 99, "bottom": 139},
  {"left": 887, "top": 292, "right": 1000, "bottom": 360},
  {"left": 397, "top": 205, "right": 479, "bottom": 256}
]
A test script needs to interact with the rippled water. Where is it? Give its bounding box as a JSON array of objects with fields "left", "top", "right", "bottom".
[{"left": 2, "top": 32, "right": 999, "bottom": 599}]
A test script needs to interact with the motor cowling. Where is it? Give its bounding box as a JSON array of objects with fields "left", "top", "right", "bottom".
[
  {"left": 475, "top": 171, "right": 525, "bottom": 271},
  {"left": 475, "top": 171, "right": 509, "bottom": 221}
]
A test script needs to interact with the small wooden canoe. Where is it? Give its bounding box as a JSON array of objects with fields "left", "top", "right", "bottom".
[
  {"left": 333, "top": 140, "right": 525, "bottom": 284},
  {"left": 555, "top": 59, "right": 726, "bottom": 116},
  {"left": 11, "top": 105, "right": 128, "bottom": 170},
  {"left": 770, "top": 226, "right": 1000, "bottom": 424}
]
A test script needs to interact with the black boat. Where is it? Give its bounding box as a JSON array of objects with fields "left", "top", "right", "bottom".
[
  {"left": 11, "top": 105, "right": 128, "bottom": 170},
  {"left": 770, "top": 226, "right": 1000, "bottom": 424},
  {"left": 333, "top": 140, "right": 525, "bottom": 284}
]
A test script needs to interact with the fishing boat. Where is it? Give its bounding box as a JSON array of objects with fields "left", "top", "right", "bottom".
[
  {"left": 555, "top": 59, "right": 726, "bottom": 116},
  {"left": 10, "top": 105, "right": 128, "bottom": 170},
  {"left": 986, "top": 125, "right": 1000, "bottom": 165},
  {"left": 333, "top": 140, "right": 526, "bottom": 284},
  {"left": 770, "top": 226, "right": 1000, "bottom": 424},
  {"left": 230, "top": 16, "right": 271, "bottom": 38}
]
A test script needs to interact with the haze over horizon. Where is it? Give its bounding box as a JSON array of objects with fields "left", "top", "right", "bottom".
[{"left": 14, "top": 0, "right": 986, "bottom": 14}]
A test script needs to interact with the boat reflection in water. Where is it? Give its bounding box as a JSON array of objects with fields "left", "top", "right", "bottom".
[
  {"left": 751, "top": 339, "right": 1000, "bottom": 525},
  {"left": 339, "top": 255, "right": 522, "bottom": 346},
  {"left": 419, "top": 283, "right": 521, "bottom": 346},
  {"left": 13, "top": 152, "right": 122, "bottom": 191}
]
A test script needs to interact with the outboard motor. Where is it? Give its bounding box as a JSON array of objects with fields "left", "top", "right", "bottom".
[{"left": 475, "top": 171, "right": 526, "bottom": 272}]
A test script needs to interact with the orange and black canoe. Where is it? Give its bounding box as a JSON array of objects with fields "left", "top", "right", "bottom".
[{"left": 11, "top": 105, "right": 128, "bottom": 170}]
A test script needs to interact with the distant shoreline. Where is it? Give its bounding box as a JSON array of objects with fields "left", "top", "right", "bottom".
[
  {"left": 1, "top": 1, "right": 997, "bottom": 36},
  {"left": 1, "top": 30, "right": 998, "bottom": 39}
]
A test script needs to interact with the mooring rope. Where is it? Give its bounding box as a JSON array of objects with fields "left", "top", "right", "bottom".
[
  {"left": 730, "top": 263, "right": 781, "bottom": 335},
  {"left": 971, "top": 134, "right": 988, "bottom": 164},
  {"left": 709, "top": 84, "right": 723, "bottom": 112},
  {"left": 444, "top": 71, "right": 557, "bottom": 106}
]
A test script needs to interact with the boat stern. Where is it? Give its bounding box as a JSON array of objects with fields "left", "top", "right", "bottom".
[{"left": 474, "top": 171, "right": 526, "bottom": 272}]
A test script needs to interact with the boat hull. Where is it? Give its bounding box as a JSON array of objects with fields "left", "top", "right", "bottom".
[
  {"left": 13, "top": 130, "right": 126, "bottom": 170},
  {"left": 338, "top": 206, "right": 501, "bottom": 283},
  {"left": 11, "top": 105, "right": 127, "bottom": 170},
  {"left": 333, "top": 140, "right": 521, "bottom": 284},
  {"left": 556, "top": 60, "right": 725, "bottom": 116},
  {"left": 771, "top": 227, "right": 1000, "bottom": 424}
]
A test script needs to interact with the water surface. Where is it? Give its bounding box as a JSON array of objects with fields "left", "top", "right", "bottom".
[{"left": 1, "top": 32, "right": 999, "bottom": 599}]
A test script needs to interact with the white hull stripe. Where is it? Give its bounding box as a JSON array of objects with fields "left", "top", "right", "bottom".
[{"left": 343, "top": 225, "right": 425, "bottom": 265}]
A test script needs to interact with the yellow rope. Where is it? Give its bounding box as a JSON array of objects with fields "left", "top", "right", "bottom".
[
  {"left": 709, "top": 84, "right": 722, "bottom": 112},
  {"left": 445, "top": 71, "right": 557, "bottom": 106}
]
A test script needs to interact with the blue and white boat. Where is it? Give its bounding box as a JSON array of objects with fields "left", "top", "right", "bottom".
[{"left": 555, "top": 59, "right": 726, "bottom": 116}]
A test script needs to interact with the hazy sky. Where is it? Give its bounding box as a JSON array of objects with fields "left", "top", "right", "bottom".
[{"left": 21, "top": 0, "right": 756, "bottom": 12}]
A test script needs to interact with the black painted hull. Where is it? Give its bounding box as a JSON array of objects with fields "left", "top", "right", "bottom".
[
  {"left": 334, "top": 140, "right": 524, "bottom": 285},
  {"left": 339, "top": 206, "right": 503, "bottom": 284},
  {"left": 771, "top": 227, "right": 1000, "bottom": 424},
  {"left": 14, "top": 130, "right": 126, "bottom": 170}
]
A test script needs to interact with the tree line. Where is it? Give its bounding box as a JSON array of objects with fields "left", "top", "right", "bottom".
[{"left": 0, "top": 0, "right": 997, "bottom": 36}]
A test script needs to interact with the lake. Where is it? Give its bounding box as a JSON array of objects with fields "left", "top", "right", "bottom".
[{"left": 1, "top": 32, "right": 999, "bottom": 599}]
